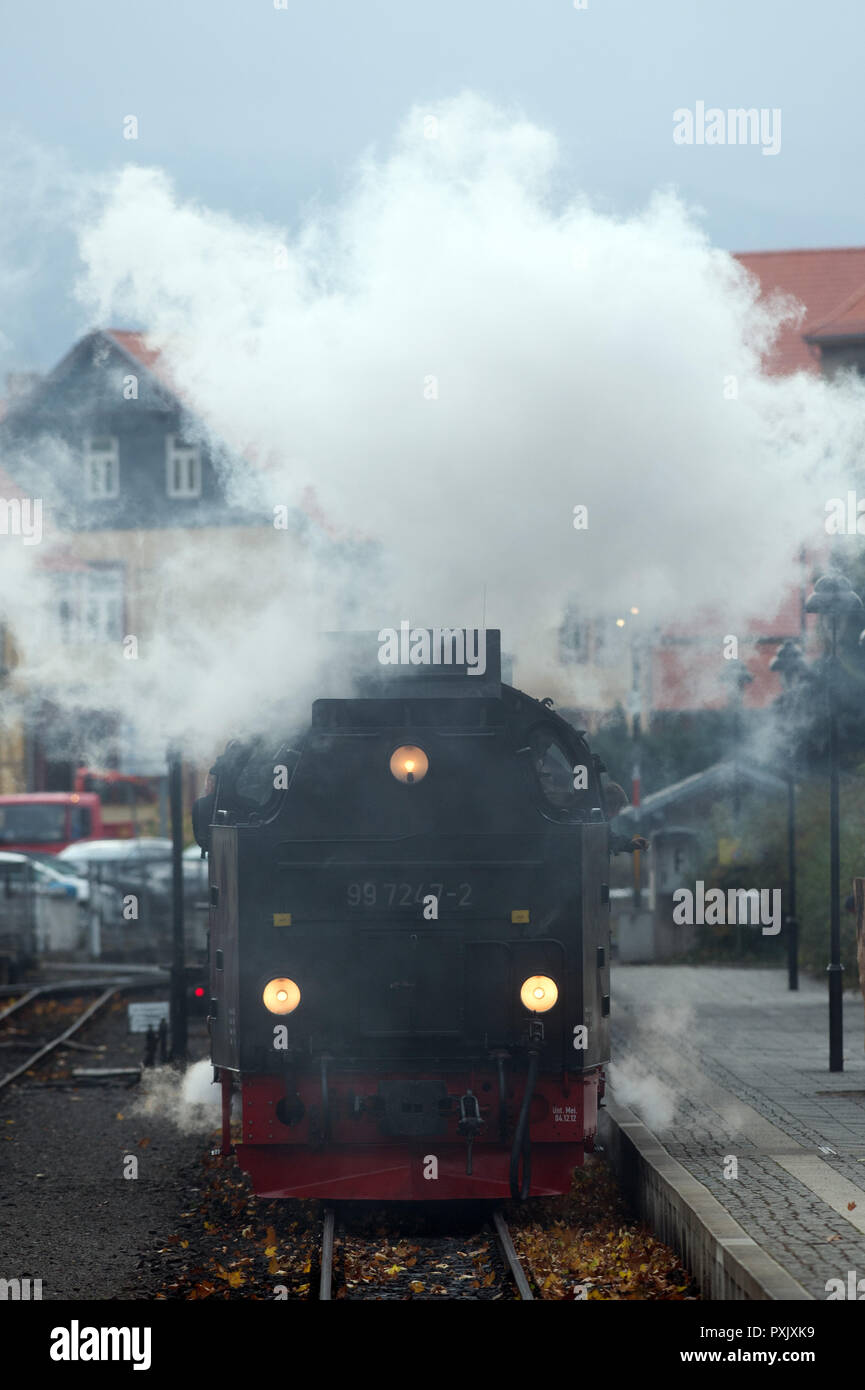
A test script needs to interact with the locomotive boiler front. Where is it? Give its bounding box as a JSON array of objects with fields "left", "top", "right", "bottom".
[{"left": 204, "top": 630, "right": 612, "bottom": 1201}]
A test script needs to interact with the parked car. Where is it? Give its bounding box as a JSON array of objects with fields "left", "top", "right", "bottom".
[
  {"left": 0, "top": 850, "right": 95, "bottom": 966},
  {"left": 57, "top": 838, "right": 174, "bottom": 872},
  {"left": 0, "top": 850, "right": 84, "bottom": 900},
  {"left": 57, "top": 839, "right": 171, "bottom": 912},
  {"left": 56, "top": 838, "right": 208, "bottom": 959}
]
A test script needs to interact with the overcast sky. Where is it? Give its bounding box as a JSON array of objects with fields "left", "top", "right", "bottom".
[{"left": 1, "top": 0, "right": 862, "bottom": 375}]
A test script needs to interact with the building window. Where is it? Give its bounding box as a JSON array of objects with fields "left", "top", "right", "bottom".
[
  {"left": 559, "top": 607, "right": 590, "bottom": 665},
  {"left": 57, "top": 566, "right": 124, "bottom": 645},
  {"left": 166, "top": 435, "right": 201, "bottom": 498},
  {"left": 84, "top": 436, "right": 119, "bottom": 499}
]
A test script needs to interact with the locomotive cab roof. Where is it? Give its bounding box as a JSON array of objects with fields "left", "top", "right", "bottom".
[
  {"left": 317, "top": 627, "right": 505, "bottom": 699},
  {"left": 311, "top": 629, "right": 586, "bottom": 742}
]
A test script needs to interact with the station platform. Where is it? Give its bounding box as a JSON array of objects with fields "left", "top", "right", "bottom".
[{"left": 605, "top": 965, "right": 865, "bottom": 1300}]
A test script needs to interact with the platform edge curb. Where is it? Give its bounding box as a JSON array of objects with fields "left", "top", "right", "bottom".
[{"left": 599, "top": 1096, "right": 814, "bottom": 1301}]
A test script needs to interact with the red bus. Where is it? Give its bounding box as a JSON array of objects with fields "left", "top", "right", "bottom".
[
  {"left": 0, "top": 770, "right": 161, "bottom": 854},
  {"left": 73, "top": 769, "right": 161, "bottom": 839}
]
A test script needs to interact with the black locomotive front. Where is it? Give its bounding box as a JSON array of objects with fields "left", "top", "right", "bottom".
[{"left": 202, "top": 631, "right": 612, "bottom": 1200}]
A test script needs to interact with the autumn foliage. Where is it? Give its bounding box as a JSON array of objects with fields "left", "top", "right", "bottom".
[{"left": 146, "top": 1152, "right": 696, "bottom": 1300}]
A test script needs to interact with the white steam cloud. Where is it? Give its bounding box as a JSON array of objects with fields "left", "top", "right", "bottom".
[
  {"left": 611, "top": 999, "right": 752, "bottom": 1136},
  {"left": 134, "top": 1058, "right": 226, "bottom": 1135},
  {"left": 2, "top": 93, "right": 864, "bottom": 754}
]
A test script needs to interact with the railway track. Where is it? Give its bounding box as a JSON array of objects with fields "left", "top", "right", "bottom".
[
  {"left": 316, "top": 1204, "right": 535, "bottom": 1301},
  {"left": 0, "top": 980, "right": 130, "bottom": 1094}
]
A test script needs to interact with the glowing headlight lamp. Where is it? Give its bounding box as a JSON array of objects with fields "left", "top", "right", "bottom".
[
  {"left": 389, "top": 745, "right": 429, "bottom": 784},
  {"left": 520, "top": 975, "right": 558, "bottom": 1013},
  {"left": 262, "top": 978, "right": 301, "bottom": 1014}
]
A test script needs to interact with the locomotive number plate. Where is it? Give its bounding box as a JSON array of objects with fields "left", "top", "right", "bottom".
[{"left": 345, "top": 881, "right": 473, "bottom": 908}]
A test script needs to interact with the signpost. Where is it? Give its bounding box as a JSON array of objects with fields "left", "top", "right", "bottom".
[{"left": 127, "top": 1001, "right": 169, "bottom": 1034}]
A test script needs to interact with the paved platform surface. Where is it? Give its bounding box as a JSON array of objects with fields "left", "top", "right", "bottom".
[{"left": 610, "top": 965, "right": 865, "bottom": 1300}]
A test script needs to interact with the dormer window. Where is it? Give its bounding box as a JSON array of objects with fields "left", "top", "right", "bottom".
[
  {"left": 166, "top": 435, "right": 201, "bottom": 498},
  {"left": 84, "top": 436, "right": 119, "bottom": 499}
]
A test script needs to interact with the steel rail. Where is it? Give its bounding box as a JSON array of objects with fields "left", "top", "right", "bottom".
[
  {"left": 0, "top": 986, "right": 44, "bottom": 1023},
  {"left": 0, "top": 986, "right": 120, "bottom": 1093},
  {"left": 319, "top": 1206, "right": 336, "bottom": 1301},
  {"left": 491, "top": 1210, "right": 534, "bottom": 1301},
  {"left": 0, "top": 976, "right": 145, "bottom": 1024}
]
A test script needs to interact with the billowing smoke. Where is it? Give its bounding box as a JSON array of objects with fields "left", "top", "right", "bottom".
[
  {"left": 3, "top": 93, "right": 865, "bottom": 753},
  {"left": 610, "top": 1000, "right": 751, "bottom": 1136},
  {"left": 134, "top": 1058, "right": 224, "bottom": 1135},
  {"left": 608, "top": 1055, "right": 678, "bottom": 1133}
]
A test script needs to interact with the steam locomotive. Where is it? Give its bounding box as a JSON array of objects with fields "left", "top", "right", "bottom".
[{"left": 194, "top": 630, "right": 613, "bottom": 1200}]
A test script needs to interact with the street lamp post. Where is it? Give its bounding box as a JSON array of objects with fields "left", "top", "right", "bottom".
[
  {"left": 770, "top": 639, "right": 810, "bottom": 992},
  {"left": 720, "top": 658, "right": 753, "bottom": 958},
  {"left": 167, "top": 743, "right": 187, "bottom": 1064},
  {"left": 722, "top": 659, "right": 753, "bottom": 824},
  {"left": 616, "top": 608, "right": 644, "bottom": 908},
  {"left": 805, "top": 574, "right": 863, "bottom": 1073},
  {"left": 628, "top": 608, "right": 642, "bottom": 910}
]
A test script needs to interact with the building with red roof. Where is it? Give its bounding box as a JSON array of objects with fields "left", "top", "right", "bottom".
[
  {"left": 735, "top": 248, "right": 865, "bottom": 376},
  {"left": 644, "top": 248, "right": 865, "bottom": 720},
  {"left": 0, "top": 325, "right": 370, "bottom": 791},
  {"left": 0, "top": 328, "right": 279, "bottom": 789}
]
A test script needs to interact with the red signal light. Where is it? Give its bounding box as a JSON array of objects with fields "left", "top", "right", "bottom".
[{"left": 194, "top": 986, "right": 205, "bottom": 998}]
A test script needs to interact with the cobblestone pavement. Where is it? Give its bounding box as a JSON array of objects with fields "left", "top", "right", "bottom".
[{"left": 611, "top": 965, "right": 865, "bottom": 1299}]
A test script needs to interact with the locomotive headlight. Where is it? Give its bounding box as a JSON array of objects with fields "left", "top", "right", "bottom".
[
  {"left": 389, "top": 745, "right": 429, "bottom": 784},
  {"left": 520, "top": 975, "right": 558, "bottom": 1013},
  {"left": 263, "top": 977, "right": 301, "bottom": 1014}
]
